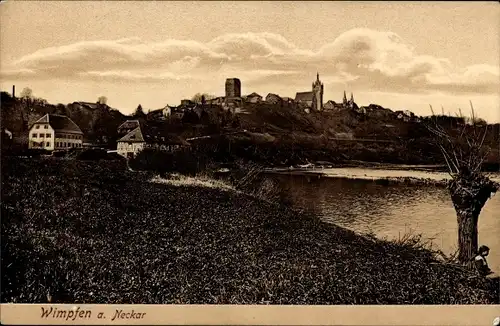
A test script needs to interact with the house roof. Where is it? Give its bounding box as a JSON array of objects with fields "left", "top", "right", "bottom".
[
  {"left": 32, "top": 114, "right": 83, "bottom": 134},
  {"left": 117, "top": 120, "right": 141, "bottom": 131},
  {"left": 247, "top": 92, "right": 262, "bottom": 98},
  {"left": 147, "top": 109, "right": 164, "bottom": 117},
  {"left": 73, "top": 102, "right": 100, "bottom": 110},
  {"left": 117, "top": 123, "right": 190, "bottom": 145},
  {"left": 295, "top": 91, "right": 313, "bottom": 102}
]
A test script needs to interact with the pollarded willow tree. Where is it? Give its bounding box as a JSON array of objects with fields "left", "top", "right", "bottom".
[{"left": 425, "top": 103, "right": 499, "bottom": 266}]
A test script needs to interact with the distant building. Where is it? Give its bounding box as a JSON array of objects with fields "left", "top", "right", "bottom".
[
  {"left": 311, "top": 73, "right": 324, "bottom": 111},
  {"left": 162, "top": 106, "right": 172, "bottom": 118},
  {"left": 117, "top": 120, "right": 141, "bottom": 138},
  {"left": 294, "top": 91, "right": 313, "bottom": 107},
  {"left": 245, "top": 92, "right": 263, "bottom": 103},
  {"left": 206, "top": 97, "right": 225, "bottom": 106},
  {"left": 324, "top": 100, "right": 344, "bottom": 111},
  {"left": 266, "top": 93, "right": 282, "bottom": 105},
  {"left": 72, "top": 101, "right": 101, "bottom": 110},
  {"left": 341, "top": 91, "right": 359, "bottom": 112},
  {"left": 225, "top": 78, "right": 241, "bottom": 98},
  {"left": 28, "top": 114, "right": 83, "bottom": 151},
  {"left": 295, "top": 73, "right": 324, "bottom": 111},
  {"left": 116, "top": 123, "right": 190, "bottom": 159},
  {"left": 180, "top": 99, "right": 196, "bottom": 108},
  {"left": 146, "top": 109, "right": 165, "bottom": 121},
  {"left": 225, "top": 78, "right": 242, "bottom": 108},
  {"left": 395, "top": 110, "right": 414, "bottom": 122},
  {"left": 359, "top": 104, "right": 393, "bottom": 118}
]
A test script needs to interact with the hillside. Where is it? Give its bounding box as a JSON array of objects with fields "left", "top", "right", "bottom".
[
  {"left": 1, "top": 156, "right": 498, "bottom": 304},
  {"left": 0, "top": 92, "right": 128, "bottom": 148},
  {"left": 2, "top": 91, "right": 498, "bottom": 167}
]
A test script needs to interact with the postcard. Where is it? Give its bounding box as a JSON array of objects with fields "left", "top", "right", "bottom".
[{"left": 0, "top": 1, "right": 499, "bottom": 325}]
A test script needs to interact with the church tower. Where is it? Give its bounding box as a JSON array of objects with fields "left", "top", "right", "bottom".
[
  {"left": 343, "top": 91, "right": 348, "bottom": 105},
  {"left": 312, "top": 72, "right": 324, "bottom": 111}
]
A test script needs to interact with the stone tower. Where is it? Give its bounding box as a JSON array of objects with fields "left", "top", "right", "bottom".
[
  {"left": 225, "top": 78, "right": 241, "bottom": 98},
  {"left": 311, "top": 72, "right": 323, "bottom": 111}
]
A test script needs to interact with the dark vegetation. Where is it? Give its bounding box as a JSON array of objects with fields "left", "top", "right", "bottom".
[
  {"left": 2, "top": 90, "right": 499, "bottom": 169},
  {"left": 2, "top": 157, "right": 498, "bottom": 304}
]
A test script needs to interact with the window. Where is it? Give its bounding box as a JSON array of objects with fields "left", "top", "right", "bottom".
[
  {"left": 44, "top": 125, "right": 48, "bottom": 129},
  {"left": 46, "top": 134, "right": 51, "bottom": 138},
  {"left": 40, "top": 134, "right": 45, "bottom": 138},
  {"left": 46, "top": 142, "right": 50, "bottom": 147},
  {"left": 35, "top": 125, "right": 40, "bottom": 129},
  {"left": 32, "top": 133, "right": 37, "bottom": 138}
]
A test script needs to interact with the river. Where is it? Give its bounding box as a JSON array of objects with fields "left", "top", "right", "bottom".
[{"left": 265, "top": 168, "right": 500, "bottom": 273}]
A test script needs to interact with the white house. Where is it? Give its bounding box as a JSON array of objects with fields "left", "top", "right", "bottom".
[
  {"left": 28, "top": 114, "right": 83, "bottom": 151},
  {"left": 116, "top": 123, "right": 190, "bottom": 159}
]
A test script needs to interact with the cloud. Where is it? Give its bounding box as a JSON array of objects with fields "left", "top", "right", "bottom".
[{"left": 2, "top": 30, "right": 498, "bottom": 95}]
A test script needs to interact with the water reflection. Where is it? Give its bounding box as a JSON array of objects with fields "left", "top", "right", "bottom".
[{"left": 268, "top": 173, "right": 500, "bottom": 273}]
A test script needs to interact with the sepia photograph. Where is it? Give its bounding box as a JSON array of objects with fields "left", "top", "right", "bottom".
[{"left": 1, "top": 0, "right": 499, "bottom": 313}]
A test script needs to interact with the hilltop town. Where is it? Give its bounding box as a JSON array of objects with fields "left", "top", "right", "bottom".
[{"left": 1, "top": 74, "right": 499, "bottom": 169}]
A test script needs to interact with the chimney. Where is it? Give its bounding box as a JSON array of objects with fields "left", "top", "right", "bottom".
[{"left": 12, "top": 85, "right": 15, "bottom": 98}]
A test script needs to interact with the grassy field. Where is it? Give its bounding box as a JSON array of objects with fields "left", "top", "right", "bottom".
[{"left": 1, "top": 157, "right": 498, "bottom": 304}]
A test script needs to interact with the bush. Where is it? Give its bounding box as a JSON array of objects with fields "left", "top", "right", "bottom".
[
  {"left": 2, "top": 148, "right": 51, "bottom": 157},
  {"left": 75, "top": 148, "right": 111, "bottom": 161},
  {"left": 129, "top": 148, "right": 206, "bottom": 176}
]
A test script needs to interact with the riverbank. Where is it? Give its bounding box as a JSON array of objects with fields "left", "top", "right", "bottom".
[
  {"left": 262, "top": 164, "right": 500, "bottom": 188},
  {"left": 1, "top": 157, "right": 498, "bottom": 304}
]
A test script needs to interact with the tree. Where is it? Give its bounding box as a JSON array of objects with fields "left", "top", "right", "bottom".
[
  {"left": 97, "top": 96, "right": 108, "bottom": 105},
  {"left": 426, "top": 103, "right": 499, "bottom": 267},
  {"left": 134, "top": 104, "right": 146, "bottom": 118},
  {"left": 55, "top": 104, "right": 68, "bottom": 115},
  {"left": 192, "top": 93, "right": 215, "bottom": 104},
  {"left": 20, "top": 87, "right": 33, "bottom": 100}
]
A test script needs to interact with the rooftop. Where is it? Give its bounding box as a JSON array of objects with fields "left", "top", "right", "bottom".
[
  {"left": 295, "top": 91, "right": 313, "bottom": 102},
  {"left": 118, "top": 123, "right": 189, "bottom": 145},
  {"left": 32, "top": 114, "right": 83, "bottom": 134}
]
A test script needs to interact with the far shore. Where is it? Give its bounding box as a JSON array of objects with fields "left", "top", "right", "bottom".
[{"left": 259, "top": 163, "right": 500, "bottom": 186}]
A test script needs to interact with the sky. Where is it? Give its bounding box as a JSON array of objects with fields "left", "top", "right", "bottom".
[{"left": 0, "top": 1, "right": 499, "bottom": 121}]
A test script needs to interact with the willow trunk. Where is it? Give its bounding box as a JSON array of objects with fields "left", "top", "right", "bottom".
[
  {"left": 455, "top": 209, "right": 479, "bottom": 265},
  {"left": 448, "top": 173, "right": 497, "bottom": 266}
]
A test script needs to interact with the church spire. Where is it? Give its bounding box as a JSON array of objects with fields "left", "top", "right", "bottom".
[
  {"left": 343, "top": 91, "right": 347, "bottom": 104},
  {"left": 317, "top": 72, "right": 319, "bottom": 81},
  {"left": 350, "top": 92, "right": 354, "bottom": 102}
]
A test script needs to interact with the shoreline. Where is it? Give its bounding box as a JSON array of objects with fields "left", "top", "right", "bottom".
[{"left": 259, "top": 164, "right": 500, "bottom": 186}]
